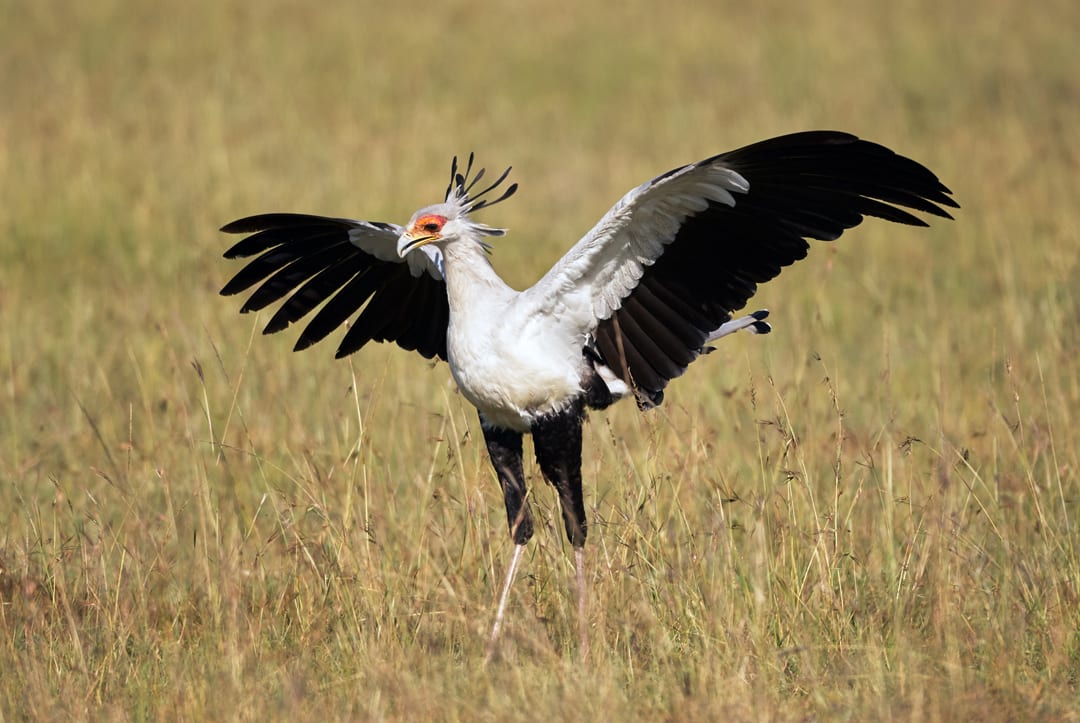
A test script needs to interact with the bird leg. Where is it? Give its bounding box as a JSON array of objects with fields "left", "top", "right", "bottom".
[
  {"left": 481, "top": 419, "right": 533, "bottom": 544},
  {"left": 531, "top": 399, "right": 590, "bottom": 658},
  {"left": 574, "top": 546, "right": 589, "bottom": 661},
  {"left": 481, "top": 419, "right": 532, "bottom": 660},
  {"left": 486, "top": 542, "right": 525, "bottom": 663}
]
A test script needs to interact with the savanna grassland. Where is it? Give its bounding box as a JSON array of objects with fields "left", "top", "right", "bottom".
[{"left": 2, "top": 0, "right": 1078, "bottom": 719}]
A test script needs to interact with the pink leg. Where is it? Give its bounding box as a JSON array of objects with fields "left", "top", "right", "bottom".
[
  {"left": 575, "top": 546, "right": 589, "bottom": 660},
  {"left": 485, "top": 543, "right": 526, "bottom": 663}
]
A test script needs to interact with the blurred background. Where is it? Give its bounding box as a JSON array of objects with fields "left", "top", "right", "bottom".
[{"left": 4, "top": 0, "right": 1075, "bottom": 471}]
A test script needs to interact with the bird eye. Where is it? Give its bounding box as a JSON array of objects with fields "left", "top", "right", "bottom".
[{"left": 414, "top": 214, "right": 446, "bottom": 235}]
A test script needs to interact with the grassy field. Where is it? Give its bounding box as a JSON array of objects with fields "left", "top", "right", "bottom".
[{"left": 2, "top": 0, "right": 1078, "bottom": 719}]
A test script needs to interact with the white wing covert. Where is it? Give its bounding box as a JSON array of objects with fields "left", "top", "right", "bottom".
[{"left": 530, "top": 160, "right": 750, "bottom": 322}]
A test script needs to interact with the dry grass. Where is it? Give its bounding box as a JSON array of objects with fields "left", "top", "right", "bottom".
[{"left": 2, "top": 0, "right": 1078, "bottom": 719}]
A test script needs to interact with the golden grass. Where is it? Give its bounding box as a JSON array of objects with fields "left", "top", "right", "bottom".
[{"left": 2, "top": 0, "right": 1078, "bottom": 719}]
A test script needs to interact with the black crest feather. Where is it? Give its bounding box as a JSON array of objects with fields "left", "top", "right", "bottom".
[{"left": 445, "top": 152, "right": 518, "bottom": 212}]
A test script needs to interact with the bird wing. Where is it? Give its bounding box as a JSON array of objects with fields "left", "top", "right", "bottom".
[
  {"left": 527, "top": 131, "right": 958, "bottom": 405},
  {"left": 220, "top": 213, "right": 450, "bottom": 360}
]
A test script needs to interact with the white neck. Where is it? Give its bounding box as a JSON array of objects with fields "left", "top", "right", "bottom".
[{"left": 440, "top": 239, "right": 518, "bottom": 315}]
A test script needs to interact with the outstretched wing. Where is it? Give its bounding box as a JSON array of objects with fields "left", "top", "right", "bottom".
[
  {"left": 220, "top": 213, "right": 449, "bottom": 360},
  {"left": 528, "top": 131, "right": 958, "bottom": 405}
]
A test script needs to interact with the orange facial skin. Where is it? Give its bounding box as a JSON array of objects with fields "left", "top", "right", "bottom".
[{"left": 412, "top": 214, "right": 447, "bottom": 236}]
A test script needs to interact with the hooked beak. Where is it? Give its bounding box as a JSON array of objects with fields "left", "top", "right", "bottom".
[{"left": 397, "top": 232, "right": 438, "bottom": 258}]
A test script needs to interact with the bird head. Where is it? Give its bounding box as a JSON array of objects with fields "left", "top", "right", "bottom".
[{"left": 397, "top": 153, "right": 518, "bottom": 259}]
